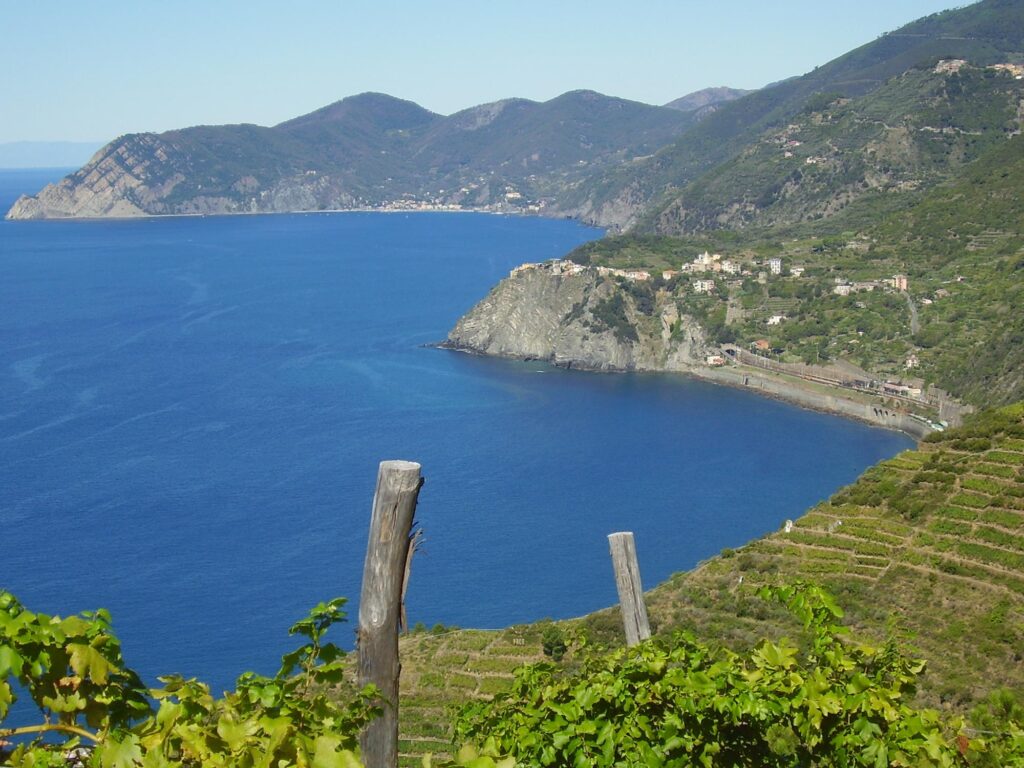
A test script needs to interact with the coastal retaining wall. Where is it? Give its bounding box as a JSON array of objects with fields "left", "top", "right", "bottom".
[{"left": 693, "top": 366, "right": 934, "bottom": 440}]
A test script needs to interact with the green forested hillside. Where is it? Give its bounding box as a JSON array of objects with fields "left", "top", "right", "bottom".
[
  {"left": 664, "top": 86, "right": 753, "bottom": 114},
  {"left": 872, "top": 133, "right": 1024, "bottom": 406},
  {"left": 641, "top": 64, "right": 1022, "bottom": 234},
  {"left": 564, "top": 0, "right": 1024, "bottom": 230},
  {"left": 567, "top": 128, "right": 1024, "bottom": 408}
]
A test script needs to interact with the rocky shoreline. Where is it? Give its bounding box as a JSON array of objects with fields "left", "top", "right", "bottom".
[{"left": 439, "top": 340, "right": 934, "bottom": 440}]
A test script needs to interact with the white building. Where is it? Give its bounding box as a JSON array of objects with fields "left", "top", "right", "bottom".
[
  {"left": 693, "top": 279, "right": 716, "bottom": 294},
  {"left": 622, "top": 270, "right": 651, "bottom": 282},
  {"left": 597, "top": 266, "right": 648, "bottom": 281},
  {"left": 689, "top": 251, "right": 721, "bottom": 272},
  {"left": 768, "top": 257, "right": 782, "bottom": 275},
  {"left": 883, "top": 381, "right": 923, "bottom": 398}
]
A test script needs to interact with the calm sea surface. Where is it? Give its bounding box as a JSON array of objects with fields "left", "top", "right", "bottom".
[{"left": 0, "top": 169, "right": 912, "bottom": 692}]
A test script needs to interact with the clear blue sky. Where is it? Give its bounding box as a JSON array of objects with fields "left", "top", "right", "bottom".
[{"left": 1, "top": 0, "right": 969, "bottom": 143}]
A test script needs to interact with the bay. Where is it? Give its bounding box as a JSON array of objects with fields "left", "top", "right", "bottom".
[{"left": 0, "top": 169, "right": 912, "bottom": 693}]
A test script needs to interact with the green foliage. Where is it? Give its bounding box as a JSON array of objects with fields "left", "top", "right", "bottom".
[
  {"left": 454, "top": 584, "right": 974, "bottom": 767},
  {"left": 965, "top": 689, "right": 1024, "bottom": 767},
  {"left": 618, "top": 278, "right": 657, "bottom": 316},
  {"left": 0, "top": 591, "right": 150, "bottom": 738},
  {"left": 803, "top": 91, "right": 846, "bottom": 114},
  {"left": 586, "top": 293, "right": 638, "bottom": 343},
  {"left": 539, "top": 625, "right": 566, "bottom": 663},
  {"left": 0, "top": 592, "right": 373, "bottom": 767}
]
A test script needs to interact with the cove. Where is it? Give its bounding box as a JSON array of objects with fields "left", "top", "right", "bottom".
[{"left": 0, "top": 171, "right": 912, "bottom": 692}]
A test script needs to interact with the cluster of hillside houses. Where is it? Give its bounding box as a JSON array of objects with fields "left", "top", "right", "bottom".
[
  {"left": 510, "top": 254, "right": 910, "bottom": 302},
  {"left": 833, "top": 274, "right": 908, "bottom": 296},
  {"left": 510, "top": 260, "right": 652, "bottom": 281}
]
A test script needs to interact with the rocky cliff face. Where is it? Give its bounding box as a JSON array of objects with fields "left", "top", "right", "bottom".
[
  {"left": 555, "top": 180, "right": 650, "bottom": 232},
  {"left": 5, "top": 133, "right": 362, "bottom": 220},
  {"left": 7, "top": 135, "right": 180, "bottom": 219},
  {"left": 444, "top": 266, "right": 709, "bottom": 372}
]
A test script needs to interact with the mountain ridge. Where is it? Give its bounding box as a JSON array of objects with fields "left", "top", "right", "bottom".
[
  {"left": 5, "top": 90, "right": 698, "bottom": 220},
  {"left": 558, "top": 0, "right": 1024, "bottom": 231},
  {"left": 664, "top": 86, "right": 754, "bottom": 118}
]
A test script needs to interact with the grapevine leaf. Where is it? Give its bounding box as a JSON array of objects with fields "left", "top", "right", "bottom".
[
  {"left": 141, "top": 748, "right": 171, "bottom": 768},
  {"left": 311, "top": 735, "right": 347, "bottom": 768},
  {"left": 0, "top": 645, "right": 24, "bottom": 677},
  {"left": 216, "top": 715, "right": 255, "bottom": 751},
  {"left": 98, "top": 734, "right": 143, "bottom": 768},
  {"left": 456, "top": 744, "right": 479, "bottom": 763},
  {"left": 68, "top": 643, "right": 112, "bottom": 684},
  {"left": 0, "top": 679, "right": 13, "bottom": 718},
  {"left": 41, "top": 691, "right": 86, "bottom": 713}
]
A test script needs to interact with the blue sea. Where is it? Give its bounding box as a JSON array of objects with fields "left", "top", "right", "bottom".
[{"left": 0, "top": 169, "right": 912, "bottom": 693}]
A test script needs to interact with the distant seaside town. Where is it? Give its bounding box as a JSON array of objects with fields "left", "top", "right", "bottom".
[{"left": 358, "top": 181, "right": 549, "bottom": 215}]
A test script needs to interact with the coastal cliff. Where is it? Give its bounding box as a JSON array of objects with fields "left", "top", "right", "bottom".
[
  {"left": 444, "top": 264, "right": 709, "bottom": 372},
  {"left": 7, "top": 135, "right": 180, "bottom": 219},
  {"left": 5, "top": 133, "right": 359, "bottom": 219}
]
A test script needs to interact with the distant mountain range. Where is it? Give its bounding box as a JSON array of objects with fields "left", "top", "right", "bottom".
[
  {"left": 7, "top": 0, "right": 1024, "bottom": 233},
  {"left": 5, "top": 89, "right": 739, "bottom": 220},
  {"left": 561, "top": 0, "right": 1024, "bottom": 230},
  {"left": 663, "top": 87, "right": 753, "bottom": 116}
]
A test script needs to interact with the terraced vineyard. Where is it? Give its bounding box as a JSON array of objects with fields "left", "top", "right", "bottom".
[
  {"left": 396, "top": 626, "right": 547, "bottom": 766},
  {"left": 641, "top": 402, "right": 1024, "bottom": 709},
  {"left": 394, "top": 405, "right": 1024, "bottom": 762}
]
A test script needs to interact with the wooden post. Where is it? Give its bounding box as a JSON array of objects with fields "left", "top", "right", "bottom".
[
  {"left": 608, "top": 531, "right": 651, "bottom": 646},
  {"left": 358, "top": 460, "right": 423, "bottom": 768}
]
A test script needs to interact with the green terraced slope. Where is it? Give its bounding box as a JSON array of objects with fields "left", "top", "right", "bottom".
[
  {"left": 395, "top": 404, "right": 1024, "bottom": 764},
  {"left": 638, "top": 403, "right": 1024, "bottom": 710}
]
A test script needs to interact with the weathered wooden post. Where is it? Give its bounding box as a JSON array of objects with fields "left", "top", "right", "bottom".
[
  {"left": 358, "top": 460, "right": 423, "bottom": 768},
  {"left": 608, "top": 531, "right": 651, "bottom": 646}
]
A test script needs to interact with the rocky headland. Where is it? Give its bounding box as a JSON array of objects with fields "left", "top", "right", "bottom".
[
  {"left": 444, "top": 262, "right": 941, "bottom": 439},
  {"left": 443, "top": 262, "right": 708, "bottom": 373}
]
